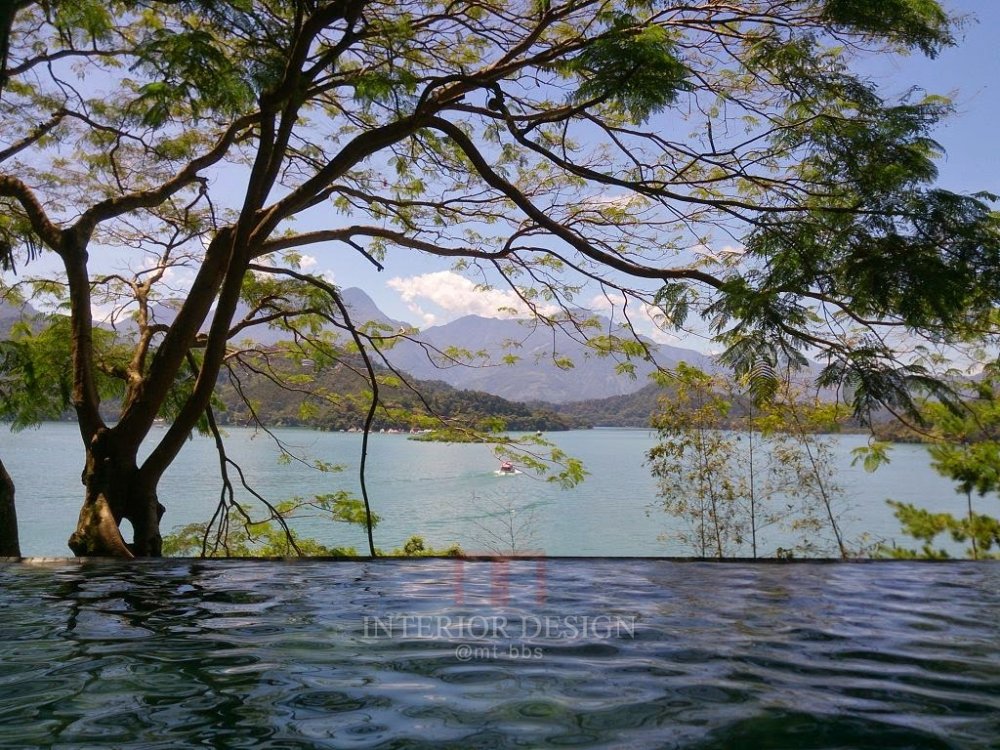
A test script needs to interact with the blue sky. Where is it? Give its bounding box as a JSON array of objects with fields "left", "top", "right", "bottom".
[
  {"left": 6, "top": 1, "right": 999, "bottom": 343},
  {"left": 863, "top": 0, "right": 1000, "bottom": 193},
  {"left": 331, "top": 0, "right": 1000, "bottom": 330}
]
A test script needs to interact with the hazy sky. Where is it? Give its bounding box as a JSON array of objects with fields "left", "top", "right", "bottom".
[
  {"left": 864, "top": 0, "right": 999, "bottom": 193},
  {"left": 342, "top": 0, "right": 1000, "bottom": 331},
  {"left": 6, "top": 1, "right": 998, "bottom": 344}
]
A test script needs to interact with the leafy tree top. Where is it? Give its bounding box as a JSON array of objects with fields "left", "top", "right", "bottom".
[{"left": 0, "top": 0, "right": 996, "bottom": 460}]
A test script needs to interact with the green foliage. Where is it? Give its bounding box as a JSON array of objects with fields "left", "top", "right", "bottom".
[
  {"left": 881, "top": 373, "right": 1000, "bottom": 559},
  {"left": 652, "top": 283, "right": 691, "bottom": 330},
  {"left": 129, "top": 12, "right": 262, "bottom": 126},
  {"left": 648, "top": 366, "right": 749, "bottom": 558},
  {"left": 0, "top": 328, "right": 70, "bottom": 429},
  {"left": 850, "top": 440, "right": 893, "bottom": 473},
  {"left": 0, "top": 317, "right": 124, "bottom": 429},
  {"left": 736, "top": 93, "right": 1000, "bottom": 408},
  {"left": 3, "top": 0, "right": 995, "bottom": 560},
  {"left": 383, "top": 535, "right": 463, "bottom": 557},
  {"left": 0, "top": 211, "right": 44, "bottom": 273},
  {"left": 322, "top": 492, "right": 379, "bottom": 527},
  {"left": 353, "top": 69, "right": 419, "bottom": 104},
  {"left": 567, "top": 13, "right": 689, "bottom": 123},
  {"left": 543, "top": 447, "right": 586, "bottom": 489},
  {"left": 821, "top": 0, "right": 953, "bottom": 56},
  {"left": 162, "top": 492, "right": 378, "bottom": 557},
  {"left": 410, "top": 427, "right": 506, "bottom": 443},
  {"left": 882, "top": 501, "right": 1000, "bottom": 559},
  {"left": 648, "top": 365, "right": 854, "bottom": 558},
  {"left": 52, "top": 0, "right": 116, "bottom": 41},
  {"left": 159, "top": 463, "right": 467, "bottom": 560},
  {"left": 162, "top": 515, "right": 359, "bottom": 557},
  {"left": 494, "top": 434, "right": 588, "bottom": 490}
]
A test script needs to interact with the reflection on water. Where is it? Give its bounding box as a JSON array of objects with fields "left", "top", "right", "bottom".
[{"left": 1, "top": 560, "right": 998, "bottom": 749}]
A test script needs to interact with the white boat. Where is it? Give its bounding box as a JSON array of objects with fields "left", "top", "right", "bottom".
[{"left": 495, "top": 460, "right": 521, "bottom": 476}]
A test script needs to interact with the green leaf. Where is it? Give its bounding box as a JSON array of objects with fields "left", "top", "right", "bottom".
[
  {"left": 568, "top": 16, "right": 689, "bottom": 123},
  {"left": 850, "top": 442, "right": 892, "bottom": 472},
  {"left": 653, "top": 282, "right": 690, "bottom": 329},
  {"left": 822, "top": 0, "right": 953, "bottom": 57}
]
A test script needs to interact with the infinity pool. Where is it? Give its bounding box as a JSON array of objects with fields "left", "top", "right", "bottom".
[{"left": 1, "top": 560, "right": 997, "bottom": 749}]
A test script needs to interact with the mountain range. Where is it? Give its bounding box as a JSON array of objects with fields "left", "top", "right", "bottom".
[
  {"left": 0, "top": 299, "right": 40, "bottom": 337},
  {"left": 1, "top": 287, "right": 714, "bottom": 406},
  {"left": 337, "top": 288, "right": 713, "bottom": 403}
]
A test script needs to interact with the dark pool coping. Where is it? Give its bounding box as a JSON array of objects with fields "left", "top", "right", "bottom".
[{"left": 1, "top": 555, "right": 992, "bottom": 564}]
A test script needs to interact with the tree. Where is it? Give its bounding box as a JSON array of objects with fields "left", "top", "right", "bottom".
[
  {"left": 882, "top": 373, "right": 1000, "bottom": 559},
  {"left": 647, "top": 365, "right": 754, "bottom": 557},
  {"left": 163, "top": 492, "right": 379, "bottom": 557},
  {"left": 1, "top": 316, "right": 105, "bottom": 556},
  {"left": 753, "top": 381, "right": 854, "bottom": 558},
  {"left": 0, "top": 456, "right": 18, "bottom": 557},
  {"left": 1, "top": 1, "right": 998, "bottom": 557},
  {"left": 647, "top": 365, "right": 854, "bottom": 558},
  {"left": 469, "top": 490, "right": 542, "bottom": 556}
]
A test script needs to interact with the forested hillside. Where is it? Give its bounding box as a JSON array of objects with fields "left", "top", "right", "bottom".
[
  {"left": 215, "top": 354, "right": 580, "bottom": 433},
  {"left": 548, "top": 384, "right": 666, "bottom": 428}
]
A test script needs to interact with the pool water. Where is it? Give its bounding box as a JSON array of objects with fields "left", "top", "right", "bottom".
[{"left": 1, "top": 560, "right": 997, "bottom": 749}]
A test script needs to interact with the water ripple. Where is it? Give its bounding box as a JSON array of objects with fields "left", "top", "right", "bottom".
[{"left": 0, "top": 560, "right": 997, "bottom": 749}]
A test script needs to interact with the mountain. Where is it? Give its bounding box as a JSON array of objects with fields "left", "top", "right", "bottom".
[
  {"left": 2, "top": 286, "right": 714, "bottom": 404},
  {"left": 380, "top": 311, "right": 714, "bottom": 404},
  {"left": 215, "top": 354, "right": 580, "bottom": 433},
  {"left": 340, "top": 287, "right": 407, "bottom": 330},
  {"left": 142, "top": 287, "right": 406, "bottom": 347},
  {"left": 552, "top": 383, "right": 667, "bottom": 427},
  {"left": 0, "top": 299, "right": 41, "bottom": 338}
]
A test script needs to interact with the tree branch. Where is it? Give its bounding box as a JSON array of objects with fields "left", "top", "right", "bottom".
[
  {"left": 429, "top": 116, "right": 727, "bottom": 290},
  {"left": 75, "top": 114, "right": 257, "bottom": 238},
  {"left": 0, "top": 174, "right": 63, "bottom": 250}
]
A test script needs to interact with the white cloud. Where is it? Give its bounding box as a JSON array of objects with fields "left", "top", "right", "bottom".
[
  {"left": 387, "top": 271, "right": 556, "bottom": 322},
  {"left": 638, "top": 302, "right": 682, "bottom": 345},
  {"left": 588, "top": 293, "right": 627, "bottom": 312},
  {"left": 299, "top": 254, "right": 318, "bottom": 269},
  {"left": 693, "top": 243, "right": 745, "bottom": 264},
  {"left": 90, "top": 302, "right": 119, "bottom": 326},
  {"left": 415, "top": 307, "right": 438, "bottom": 327}
]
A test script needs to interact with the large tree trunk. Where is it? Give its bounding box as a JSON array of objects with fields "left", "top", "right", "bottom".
[
  {"left": 67, "top": 429, "right": 163, "bottom": 558},
  {"left": 0, "top": 457, "right": 20, "bottom": 558},
  {"left": 68, "top": 490, "right": 134, "bottom": 558},
  {"left": 127, "top": 479, "right": 164, "bottom": 557}
]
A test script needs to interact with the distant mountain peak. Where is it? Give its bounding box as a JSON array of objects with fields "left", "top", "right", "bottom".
[
  {"left": 340, "top": 287, "right": 408, "bottom": 329},
  {"left": 378, "top": 304, "right": 715, "bottom": 404},
  {"left": 0, "top": 287, "right": 715, "bottom": 405}
]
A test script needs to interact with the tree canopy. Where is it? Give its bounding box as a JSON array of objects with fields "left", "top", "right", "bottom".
[
  {"left": 881, "top": 371, "right": 1000, "bottom": 559},
  {"left": 0, "top": 0, "right": 997, "bottom": 557}
]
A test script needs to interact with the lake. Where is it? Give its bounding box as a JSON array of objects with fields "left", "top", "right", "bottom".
[
  {"left": 0, "top": 558, "right": 997, "bottom": 749},
  {"left": 2, "top": 423, "right": 973, "bottom": 558}
]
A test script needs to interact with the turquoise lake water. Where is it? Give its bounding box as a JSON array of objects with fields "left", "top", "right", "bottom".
[
  {"left": 2, "top": 423, "right": 975, "bottom": 557},
  {"left": 1, "top": 559, "right": 997, "bottom": 749}
]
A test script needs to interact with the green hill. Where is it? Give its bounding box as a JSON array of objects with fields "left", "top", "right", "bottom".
[
  {"left": 214, "top": 354, "right": 580, "bottom": 433},
  {"left": 544, "top": 383, "right": 666, "bottom": 428}
]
